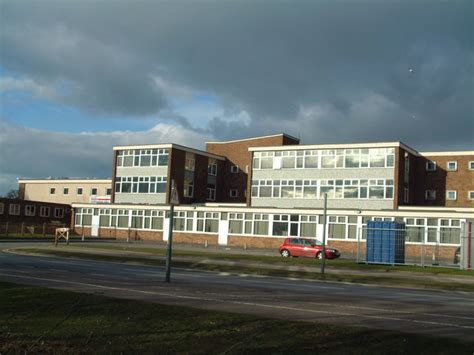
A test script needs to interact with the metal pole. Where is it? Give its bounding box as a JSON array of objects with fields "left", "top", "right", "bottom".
[
  {"left": 165, "top": 204, "right": 174, "bottom": 282},
  {"left": 320, "top": 193, "right": 327, "bottom": 274}
]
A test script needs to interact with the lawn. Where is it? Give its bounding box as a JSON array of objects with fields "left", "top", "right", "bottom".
[{"left": 1, "top": 281, "right": 472, "bottom": 354}]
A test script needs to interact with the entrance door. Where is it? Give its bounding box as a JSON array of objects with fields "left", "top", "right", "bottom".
[
  {"left": 218, "top": 219, "right": 229, "bottom": 246},
  {"left": 91, "top": 215, "right": 100, "bottom": 237}
]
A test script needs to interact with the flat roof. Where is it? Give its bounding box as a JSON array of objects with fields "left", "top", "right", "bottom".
[
  {"left": 113, "top": 143, "right": 225, "bottom": 160},
  {"left": 205, "top": 133, "right": 300, "bottom": 145},
  {"left": 249, "top": 141, "right": 419, "bottom": 155},
  {"left": 419, "top": 151, "right": 474, "bottom": 157},
  {"left": 18, "top": 178, "right": 111, "bottom": 184}
]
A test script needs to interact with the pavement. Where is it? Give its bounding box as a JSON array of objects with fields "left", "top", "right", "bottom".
[{"left": 0, "top": 243, "right": 474, "bottom": 341}]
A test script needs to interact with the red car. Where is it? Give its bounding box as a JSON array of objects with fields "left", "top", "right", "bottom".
[{"left": 279, "top": 238, "right": 341, "bottom": 259}]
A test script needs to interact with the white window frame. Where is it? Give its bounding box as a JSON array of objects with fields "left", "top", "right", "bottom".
[
  {"left": 208, "top": 163, "right": 217, "bottom": 176},
  {"left": 0, "top": 202, "right": 4, "bottom": 214},
  {"left": 425, "top": 161, "right": 436, "bottom": 171},
  {"left": 77, "top": 187, "right": 83, "bottom": 195},
  {"left": 230, "top": 165, "right": 239, "bottom": 173},
  {"left": 446, "top": 161, "right": 457, "bottom": 171},
  {"left": 425, "top": 190, "right": 436, "bottom": 201},
  {"left": 50, "top": 187, "right": 56, "bottom": 195},
  {"left": 54, "top": 208, "right": 64, "bottom": 218},
  {"left": 63, "top": 187, "right": 69, "bottom": 195},
  {"left": 40, "top": 206, "right": 50, "bottom": 217},
  {"left": 25, "top": 205, "right": 36, "bottom": 216},
  {"left": 229, "top": 189, "right": 238, "bottom": 198},
  {"left": 446, "top": 190, "right": 457, "bottom": 201},
  {"left": 468, "top": 191, "right": 474, "bottom": 200},
  {"left": 9, "top": 204, "right": 20, "bottom": 215},
  {"left": 469, "top": 161, "right": 474, "bottom": 170}
]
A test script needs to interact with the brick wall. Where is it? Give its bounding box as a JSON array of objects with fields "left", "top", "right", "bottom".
[
  {"left": 414, "top": 154, "right": 474, "bottom": 207},
  {"left": 206, "top": 134, "right": 299, "bottom": 204}
]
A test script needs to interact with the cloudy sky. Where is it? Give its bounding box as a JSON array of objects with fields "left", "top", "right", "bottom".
[{"left": 0, "top": 0, "right": 472, "bottom": 194}]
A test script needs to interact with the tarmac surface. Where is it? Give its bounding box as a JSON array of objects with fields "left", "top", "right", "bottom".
[{"left": 1, "top": 246, "right": 473, "bottom": 342}]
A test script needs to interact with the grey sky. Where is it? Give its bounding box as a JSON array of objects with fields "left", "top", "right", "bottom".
[{"left": 0, "top": 0, "right": 473, "bottom": 194}]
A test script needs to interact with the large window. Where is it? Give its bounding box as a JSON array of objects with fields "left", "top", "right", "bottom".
[
  {"left": 253, "top": 148, "right": 395, "bottom": 170},
  {"left": 229, "top": 213, "right": 244, "bottom": 234},
  {"left": 208, "top": 158, "right": 217, "bottom": 176},
  {"left": 185, "top": 152, "right": 195, "bottom": 171},
  {"left": 184, "top": 179, "right": 194, "bottom": 198},
  {"left": 115, "top": 176, "right": 167, "bottom": 194},
  {"left": 196, "top": 212, "right": 219, "bottom": 233},
  {"left": 116, "top": 149, "right": 169, "bottom": 167},
  {"left": 251, "top": 179, "right": 394, "bottom": 200}
]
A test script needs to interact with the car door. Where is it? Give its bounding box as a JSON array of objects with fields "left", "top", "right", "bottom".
[
  {"left": 301, "top": 239, "right": 316, "bottom": 257},
  {"left": 288, "top": 238, "right": 303, "bottom": 256}
]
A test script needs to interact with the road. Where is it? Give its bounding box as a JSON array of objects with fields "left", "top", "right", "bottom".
[{"left": 1, "top": 250, "right": 473, "bottom": 341}]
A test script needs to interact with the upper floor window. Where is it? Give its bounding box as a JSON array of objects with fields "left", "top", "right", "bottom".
[
  {"left": 40, "top": 206, "right": 50, "bottom": 217},
  {"left": 77, "top": 187, "right": 83, "bottom": 195},
  {"left": 185, "top": 153, "right": 195, "bottom": 171},
  {"left": 469, "top": 161, "right": 474, "bottom": 170},
  {"left": 208, "top": 159, "right": 217, "bottom": 176},
  {"left": 91, "top": 188, "right": 98, "bottom": 196},
  {"left": 468, "top": 191, "right": 474, "bottom": 200},
  {"left": 50, "top": 188, "right": 56, "bottom": 195},
  {"left": 184, "top": 179, "right": 194, "bottom": 198},
  {"left": 447, "top": 161, "right": 457, "bottom": 171},
  {"left": 63, "top": 187, "right": 69, "bottom": 195},
  {"left": 230, "top": 165, "right": 239, "bottom": 173},
  {"left": 446, "top": 190, "right": 457, "bottom": 201},
  {"left": 207, "top": 184, "right": 216, "bottom": 201},
  {"left": 9, "top": 204, "right": 20, "bottom": 215},
  {"left": 25, "top": 205, "right": 36, "bottom": 216},
  {"left": 106, "top": 188, "right": 112, "bottom": 196},
  {"left": 425, "top": 161, "right": 436, "bottom": 171},
  {"left": 425, "top": 190, "right": 436, "bottom": 201},
  {"left": 0, "top": 202, "right": 4, "bottom": 214},
  {"left": 229, "top": 189, "right": 238, "bottom": 198},
  {"left": 116, "top": 149, "right": 169, "bottom": 167}
]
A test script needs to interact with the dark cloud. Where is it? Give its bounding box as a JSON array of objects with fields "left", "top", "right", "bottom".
[{"left": 0, "top": 0, "right": 472, "bottom": 151}]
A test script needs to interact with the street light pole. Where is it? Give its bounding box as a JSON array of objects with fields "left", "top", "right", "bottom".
[
  {"left": 320, "top": 193, "right": 327, "bottom": 274},
  {"left": 165, "top": 180, "right": 179, "bottom": 283}
]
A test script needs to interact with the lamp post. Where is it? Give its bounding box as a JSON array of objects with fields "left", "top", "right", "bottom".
[
  {"left": 320, "top": 193, "right": 328, "bottom": 274},
  {"left": 165, "top": 180, "right": 179, "bottom": 283}
]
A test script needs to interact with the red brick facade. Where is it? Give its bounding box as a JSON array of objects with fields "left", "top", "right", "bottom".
[{"left": 206, "top": 134, "right": 300, "bottom": 204}]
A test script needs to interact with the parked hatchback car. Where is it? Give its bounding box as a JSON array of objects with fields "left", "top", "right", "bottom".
[{"left": 279, "top": 238, "right": 341, "bottom": 259}]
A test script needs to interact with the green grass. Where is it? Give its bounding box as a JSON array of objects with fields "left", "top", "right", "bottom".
[
  {"left": 1, "top": 281, "right": 472, "bottom": 354},
  {"left": 71, "top": 243, "right": 473, "bottom": 276},
  {"left": 15, "top": 248, "right": 474, "bottom": 292}
]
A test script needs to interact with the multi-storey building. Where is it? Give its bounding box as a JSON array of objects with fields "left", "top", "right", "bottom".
[
  {"left": 18, "top": 179, "right": 112, "bottom": 205},
  {"left": 206, "top": 133, "right": 300, "bottom": 203},
  {"left": 111, "top": 144, "right": 226, "bottom": 205},
  {"left": 44, "top": 133, "right": 473, "bottom": 265}
]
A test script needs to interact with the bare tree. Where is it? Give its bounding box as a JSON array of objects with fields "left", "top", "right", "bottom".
[{"left": 4, "top": 189, "right": 20, "bottom": 199}]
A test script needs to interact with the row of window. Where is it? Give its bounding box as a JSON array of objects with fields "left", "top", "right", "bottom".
[
  {"left": 253, "top": 148, "right": 395, "bottom": 170},
  {"left": 50, "top": 187, "right": 111, "bottom": 196},
  {"left": 251, "top": 179, "right": 395, "bottom": 199},
  {"left": 74, "top": 208, "right": 463, "bottom": 245},
  {"left": 116, "top": 149, "right": 169, "bottom": 167},
  {"left": 115, "top": 176, "right": 167, "bottom": 194},
  {"left": 426, "top": 160, "right": 474, "bottom": 172},
  {"left": 0, "top": 203, "right": 64, "bottom": 218},
  {"left": 425, "top": 190, "right": 474, "bottom": 201}
]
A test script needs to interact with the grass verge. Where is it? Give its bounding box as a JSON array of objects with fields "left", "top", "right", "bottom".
[
  {"left": 70, "top": 243, "right": 472, "bottom": 275},
  {"left": 1, "top": 281, "right": 472, "bottom": 354},
  {"left": 15, "top": 248, "right": 474, "bottom": 292}
]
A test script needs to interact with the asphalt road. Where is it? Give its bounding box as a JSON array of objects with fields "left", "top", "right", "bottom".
[{"left": 1, "top": 250, "right": 473, "bottom": 342}]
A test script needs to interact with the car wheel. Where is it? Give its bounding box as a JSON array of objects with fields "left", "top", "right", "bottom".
[
  {"left": 316, "top": 251, "right": 323, "bottom": 260},
  {"left": 280, "top": 249, "right": 291, "bottom": 258}
]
